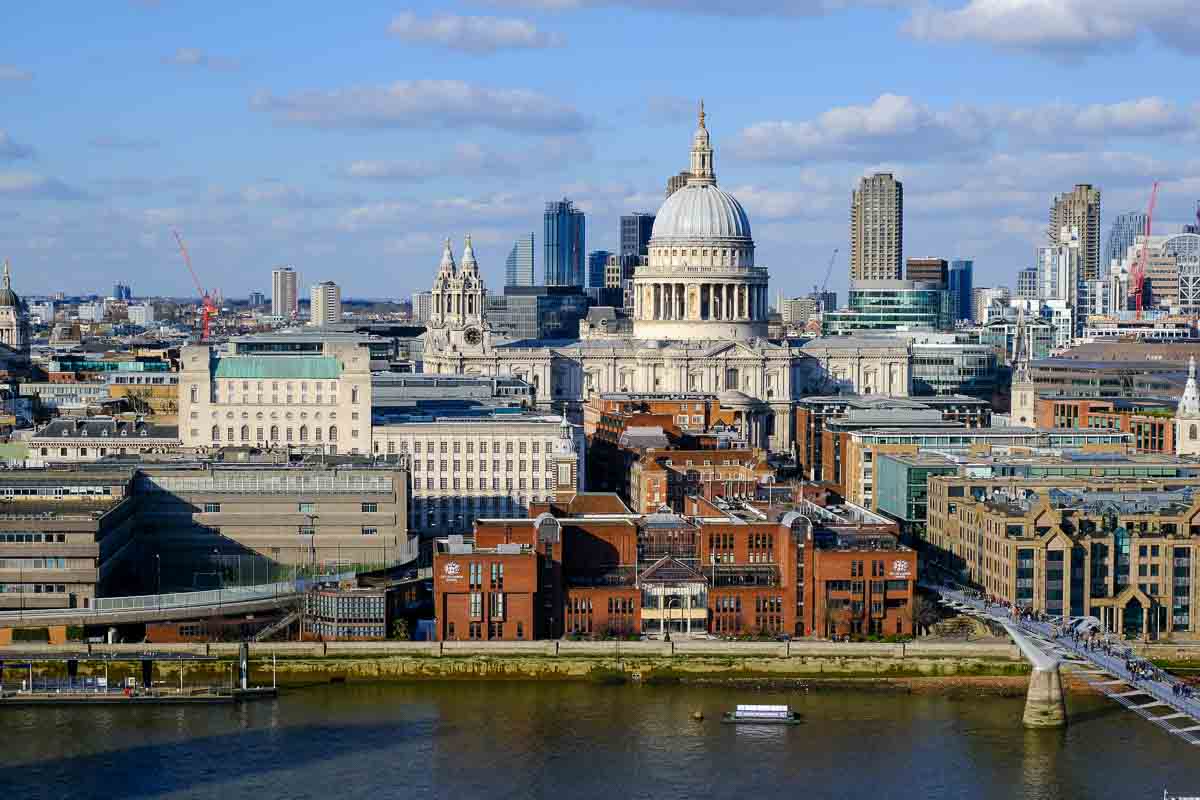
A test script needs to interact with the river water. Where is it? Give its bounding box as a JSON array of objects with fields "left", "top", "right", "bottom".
[{"left": 1, "top": 682, "right": 1197, "bottom": 799}]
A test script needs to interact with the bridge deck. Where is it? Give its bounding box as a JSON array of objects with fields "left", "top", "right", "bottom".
[{"left": 938, "top": 586, "right": 1200, "bottom": 747}]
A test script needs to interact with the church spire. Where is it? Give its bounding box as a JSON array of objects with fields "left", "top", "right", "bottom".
[
  {"left": 438, "top": 238, "right": 456, "bottom": 275},
  {"left": 688, "top": 99, "right": 716, "bottom": 187},
  {"left": 1181, "top": 356, "right": 1200, "bottom": 419},
  {"left": 460, "top": 234, "right": 478, "bottom": 274},
  {"left": 2, "top": 259, "right": 10, "bottom": 291}
]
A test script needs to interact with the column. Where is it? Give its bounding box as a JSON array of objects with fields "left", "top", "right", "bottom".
[
  {"left": 678, "top": 283, "right": 685, "bottom": 319},
  {"left": 664, "top": 284, "right": 671, "bottom": 320},
  {"left": 654, "top": 283, "right": 661, "bottom": 320}
]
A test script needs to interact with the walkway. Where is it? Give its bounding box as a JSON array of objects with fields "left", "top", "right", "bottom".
[{"left": 938, "top": 585, "right": 1200, "bottom": 746}]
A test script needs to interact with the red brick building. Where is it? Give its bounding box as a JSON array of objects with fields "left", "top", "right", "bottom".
[
  {"left": 1035, "top": 395, "right": 1177, "bottom": 454},
  {"left": 800, "top": 527, "right": 916, "bottom": 638}
]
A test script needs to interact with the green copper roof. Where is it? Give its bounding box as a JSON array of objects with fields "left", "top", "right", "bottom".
[{"left": 213, "top": 356, "right": 340, "bottom": 380}]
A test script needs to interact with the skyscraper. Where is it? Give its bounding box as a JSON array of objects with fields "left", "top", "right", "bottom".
[
  {"left": 505, "top": 233, "right": 535, "bottom": 287},
  {"left": 271, "top": 266, "right": 298, "bottom": 318},
  {"left": 1105, "top": 211, "right": 1148, "bottom": 272},
  {"left": 587, "top": 250, "right": 612, "bottom": 289},
  {"left": 309, "top": 280, "right": 342, "bottom": 326},
  {"left": 665, "top": 171, "right": 690, "bottom": 198},
  {"left": 620, "top": 213, "right": 655, "bottom": 260},
  {"left": 850, "top": 173, "right": 903, "bottom": 282},
  {"left": 112, "top": 283, "right": 132, "bottom": 301},
  {"left": 412, "top": 291, "right": 432, "bottom": 324},
  {"left": 948, "top": 260, "right": 973, "bottom": 322},
  {"left": 543, "top": 199, "right": 585, "bottom": 287},
  {"left": 1050, "top": 184, "right": 1101, "bottom": 281}
]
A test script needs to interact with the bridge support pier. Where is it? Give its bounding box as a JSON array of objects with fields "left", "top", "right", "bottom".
[{"left": 1023, "top": 666, "right": 1067, "bottom": 728}]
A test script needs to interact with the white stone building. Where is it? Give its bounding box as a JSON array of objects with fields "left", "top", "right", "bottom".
[
  {"left": 178, "top": 340, "right": 372, "bottom": 454},
  {"left": 421, "top": 106, "right": 912, "bottom": 453}
]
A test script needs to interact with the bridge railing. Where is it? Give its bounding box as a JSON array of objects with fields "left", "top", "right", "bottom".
[{"left": 94, "top": 581, "right": 300, "bottom": 612}]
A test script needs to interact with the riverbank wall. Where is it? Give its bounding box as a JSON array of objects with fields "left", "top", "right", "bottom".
[{"left": 1, "top": 640, "right": 1036, "bottom": 686}]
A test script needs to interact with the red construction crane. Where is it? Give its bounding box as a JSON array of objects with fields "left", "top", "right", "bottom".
[
  {"left": 1129, "top": 182, "right": 1159, "bottom": 318},
  {"left": 172, "top": 229, "right": 217, "bottom": 341}
]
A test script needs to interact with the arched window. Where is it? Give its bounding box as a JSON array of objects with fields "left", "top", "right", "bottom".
[
  {"left": 1191, "top": 424, "right": 1197, "bottom": 441},
  {"left": 299, "top": 425, "right": 308, "bottom": 442},
  {"left": 329, "top": 425, "right": 338, "bottom": 441},
  {"left": 270, "top": 425, "right": 279, "bottom": 441},
  {"left": 211, "top": 425, "right": 220, "bottom": 441},
  {"left": 190, "top": 385, "right": 198, "bottom": 403},
  {"left": 351, "top": 386, "right": 359, "bottom": 404},
  {"left": 240, "top": 425, "right": 249, "bottom": 441}
]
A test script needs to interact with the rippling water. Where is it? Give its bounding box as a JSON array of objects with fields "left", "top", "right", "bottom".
[{"left": 1, "top": 683, "right": 1197, "bottom": 799}]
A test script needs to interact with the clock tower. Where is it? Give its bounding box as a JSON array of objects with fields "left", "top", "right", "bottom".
[{"left": 426, "top": 236, "right": 490, "bottom": 357}]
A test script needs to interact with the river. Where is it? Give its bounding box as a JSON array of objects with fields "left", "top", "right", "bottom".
[{"left": 1, "top": 682, "right": 1197, "bottom": 799}]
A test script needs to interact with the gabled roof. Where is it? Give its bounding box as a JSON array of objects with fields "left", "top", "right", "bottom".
[{"left": 638, "top": 555, "right": 707, "bottom": 584}]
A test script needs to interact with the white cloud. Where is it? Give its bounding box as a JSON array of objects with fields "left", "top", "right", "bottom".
[
  {"left": 252, "top": 80, "right": 589, "bottom": 134},
  {"left": 903, "top": 0, "right": 1200, "bottom": 56},
  {"left": 342, "top": 137, "right": 590, "bottom": 182},
  {"left": 387, "top": 13, "right": 563, "bottom": 53},
  {"left": 0, "top": 172, "right": 85, "bottom": 200},
  {"left": 737, "top": 94, "right": 990, "bottom": 163},
  {"left": 0, "top": 131, "right": 34, "bottom": 161},
  {"left": 162, "top": 48, "right": 240, "bottom": 71},
  {"left": 487, "top": 0, "right": 904, "bottom": 15},
  {"left": 0, "top": 65, "right": 32, "bottom": 82},
  {"left": 738, "top": 95, "right": 1200, "bottom": 164}
]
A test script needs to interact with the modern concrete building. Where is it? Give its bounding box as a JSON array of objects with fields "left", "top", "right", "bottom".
[
  {"left": 1016, "top": 268, "right": 1039, "bottom": 304},
  {"left": 1050, "top": 184, "right": 1101, "bottom": 281},
  {"left": 412, "top": 291, "right": 432, "bottom": 324},
  {"left": 905, "top": 257, "right": 948, "bottom": 287},
  {"left": 505, "top": 233, "right": 535, "bottom": 288},
  {"left": 271, "top": 266, "right": 299, "bottom": 319},
  {"left": 1106, "top": 211, "right": 1148, "bottom": 272},
  {"left": 309, "top": 281, "right": 342, "bottom": 326},
  {"left": 850, "top": 173, "right": 903, "bottom": 282}
]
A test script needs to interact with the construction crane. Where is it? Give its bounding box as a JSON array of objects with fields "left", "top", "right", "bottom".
[
  {"left": 172, "top": 229, "right": 217, "bottom": 341},
  {"left": 1128, "top": 182, "right": 1159, "bottom": 318},
  {"left": 813, "top": 247, "right": 839, "bottom": 310}
]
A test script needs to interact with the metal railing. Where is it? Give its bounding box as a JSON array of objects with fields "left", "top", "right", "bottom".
[{"left": 94, "top": 581, "right": 298, "bottom": 612}]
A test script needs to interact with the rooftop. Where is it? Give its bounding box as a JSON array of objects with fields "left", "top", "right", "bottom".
[{"left": 213, "top": 356, "right": 340, "bottom": 380}]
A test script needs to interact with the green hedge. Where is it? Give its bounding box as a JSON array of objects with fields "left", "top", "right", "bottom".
[{"left": 11, "top": 627, "right": 50, "bottom": 642}]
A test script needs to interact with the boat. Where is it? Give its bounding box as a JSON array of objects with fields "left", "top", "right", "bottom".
[{"left": 721, "top": 704, "right": 802, "bottom": 725}]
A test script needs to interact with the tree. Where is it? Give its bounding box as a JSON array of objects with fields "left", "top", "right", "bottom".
[
  {"left": 391, "top": 618, "right": 410, "bottom": 640},
  {"left": 912, "top": 594, "right": 942, "bottom": 637}
]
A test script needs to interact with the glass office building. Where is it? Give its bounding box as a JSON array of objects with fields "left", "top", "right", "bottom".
[
  {"left": 948, "top": 260, "right": 973, "bottom": 323},
  {"left": 822, "top": 280, "right": 952, "bottom": 335},
  {"left": 505, "top": 233, "right": 535, "bottom": 287},
  {"left": 544, "top": 199, "right": 586, "bottom": 287},
  {"left": 587, "top": 250, "right": 611, "bottom": 290},
  {"left": 485, "top": 286, "right": 591, "bottom": 340}
]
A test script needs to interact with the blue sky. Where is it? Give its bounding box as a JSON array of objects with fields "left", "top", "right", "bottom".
[{"left": 3, "top": 0, "right": 1199, "bottom": 301}]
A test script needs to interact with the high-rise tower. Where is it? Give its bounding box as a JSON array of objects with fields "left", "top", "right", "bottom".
[
  {"left": 543, "top": 200, "right": 585, "bottom": 287},
  {"left": 850, "top": 173, "right": 903, "bottom": 282},
  {"left": 1050, "top": 184, "right": 1101, "bottom": 281}
]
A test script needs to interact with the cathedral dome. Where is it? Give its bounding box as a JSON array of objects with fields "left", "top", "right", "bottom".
[
  {"left": 650, "top": 184, "right": 751, "bottom": 244},
  {"left": 0, "top": 262, "right": 23, "bottom": 309}
]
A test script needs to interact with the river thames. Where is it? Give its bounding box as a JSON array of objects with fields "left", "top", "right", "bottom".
[{"left": 2, "top": 682, "right": 1197, "bottom": 799}]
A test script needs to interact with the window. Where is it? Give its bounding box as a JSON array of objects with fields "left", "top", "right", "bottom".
[
  {"left": 298, "top": 525, "right": 315, "bottom": 536},
  {"left": 298, "top": 503, "right": 315, "bottom": 513},
  {"left": 240, "top": 425, "right": 249, "bottom": 441},
  {"left": 203, "top": 503, "right": 221, "bottom": 513},
  {"left": 361, "top": 527, "right": 378, "bottom": 536},
  {"left": 211, "top": 425, "right": 220, "bottom": 441},
  {"left": 270, "top": 425, "right": 279, "bottom": 441},
  {"left": 362, "top": 503, "right": 378, "bottom": 513},
  {"left": 329, "top": 425, "right": 338, "bottom": 441}
]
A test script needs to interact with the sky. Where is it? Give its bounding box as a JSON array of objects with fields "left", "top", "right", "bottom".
[{"left": 3, "top": 0, "right": 1200, "bottom": 302}]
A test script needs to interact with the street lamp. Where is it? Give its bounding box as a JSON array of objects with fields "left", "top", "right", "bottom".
[{"left": 665, "top": 596, "right": 681, "bottom": 642}]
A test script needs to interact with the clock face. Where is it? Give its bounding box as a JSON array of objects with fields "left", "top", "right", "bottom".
[{"left": 464, "top": 327, "right": 482, "bottom": 345}]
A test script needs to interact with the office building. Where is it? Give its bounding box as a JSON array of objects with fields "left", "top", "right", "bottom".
[
  {"left": 412, "top": 291, "right": 432, "bottom": 324},
  {"left": 485, "top": 286, "right": 591, "bottom": 340},
  {"left": 248, "top": 291, "right": 266, "bottom": 308},
  {"left": 127, "top": 304, "right": 155, "bottom": 326},
  {"left": 1050, "top": 184, "right": 1101, "bottom": 281},
  {"left": 112, "top": 283, "right": 132, "bottom": 301},
  {"left": 972, "top": 287, "right": 1011, "bottom": 324},
  {"left": 821, "top": 280, "right": 951, "bottom": 335},
  {"left": 309, "top": 281, "right": 342, "bottom": 326},
  {"left": 1106, "top": 211, "right": 1148, "bottom": 271},
  {"left": 905, "top": 257, "right": 948, "bottom": 287},
  {"left": 544, "top": 199, "right": 585, "bottom": 287},
  {"left": 620, "top": 213, "right": 655, "bottom": 262},
  {"left": 271, "top": 266, "right": 299, "bottom": 319},
  {"left": 1016, "top": 268, "right": 1038, "bottom": 303},
  {"left": 780, "top": 296, "right": 819, "bottom": 325},
  {"left": 177, "top": 339, "right": 373, "bottom": 454},
  {"left": 666, "top": 171, "right": 690, "bottom": 198},
  {"left": 850, "top": 173, "right": 903, "bottom": 282},
  {"left": 587, "top": 250, "right": 612, "bottom": 290},
  {"left": 505, "top": 233, "right": 535, "bottom": 288},
  {"left": 925, "top": 476, "right": 1199, "bottom": 637},
  {"left": 947, "top": 260, "right": 973, "bottom": 322}
]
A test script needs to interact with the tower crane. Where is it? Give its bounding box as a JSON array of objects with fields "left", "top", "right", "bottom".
[
  {"left": 1129, "top": 182, "right": 1159, "bottom": 319},
  {"left": 814, "top": 247, "right": 839, "bottom": 311},
  {"left": 172, "top": 229, "right": 217, "bottom": 341}
]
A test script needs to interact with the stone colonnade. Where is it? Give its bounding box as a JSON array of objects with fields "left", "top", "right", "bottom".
[{"left": 638, "top": 282, "right": 767, "bottom": 322}]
